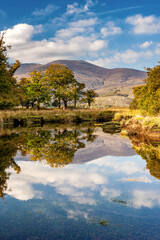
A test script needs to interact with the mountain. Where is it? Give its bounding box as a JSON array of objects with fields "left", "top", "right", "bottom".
[{"left": 15, "top": 60, "right": 147, "bottom": 99}]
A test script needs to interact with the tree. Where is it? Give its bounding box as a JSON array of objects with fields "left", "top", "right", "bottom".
[
  {"left": 72, "top": 81, "right": 85, "bottom": 108},
  {"left": 0, "top": 34, "right": 20, "bottom": 109},
  {"left": 130, "top": 63, "right": 160, "bottom": 115},
  {"left": 45, "top": 64, "right": 76, "bottom": 109},
  {"left": 18, "top": 77, "right": 31, "bottom": 108},
  {"left": 83, "top": 89, "right": 98, "bottom": 108},
  {"left": 21, "top": 70, "right": 51, "bottom": 110}
]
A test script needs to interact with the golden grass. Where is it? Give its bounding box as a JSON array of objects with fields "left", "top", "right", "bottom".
[{"left": 0, "top": 108, "right": 116, "bottom": 125}]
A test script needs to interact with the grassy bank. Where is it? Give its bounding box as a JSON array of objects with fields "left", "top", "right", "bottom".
[
  {"left": 1, "top": 108, "right": 160, "bottom": 141},
  {"left": 112, "top": 109, "right": 160, "bottom": 141},
  {"left": 0, "top": 109, "right": 115, "bottom": 127}
]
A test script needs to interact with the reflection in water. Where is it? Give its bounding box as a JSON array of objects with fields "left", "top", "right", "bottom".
[
  {"left": 129, "top": 135, "right": 160, "bottom": 180},
  {"left": 1, "top": 126, "right": 160, "bottom": 239},
  {"left": 0, "top": 133, "right": 21, "bottom": 201},
  {"left": 0, "top": 126, "right": 97, "bottom": 200}
]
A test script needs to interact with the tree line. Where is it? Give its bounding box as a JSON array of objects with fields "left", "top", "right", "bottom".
[
  {"left": 0, "top": 35, "right": 98, "bottom": 110},
  {"left": 19, "top": 64, "right": 98, "bottom": 109}
]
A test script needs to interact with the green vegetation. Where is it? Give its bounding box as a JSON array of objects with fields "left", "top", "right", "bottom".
[
  {"left": 0, "top": 34, "right": 20, "bottom": 109},
  {"left": 83, "top": 89, "right": 98, "bottom": 108},
  {"left": 130, "top": 63, "right": 160, "bottom": 115},
  {"left": 19, "top": 71, "right": 51, "bottom": 110}
]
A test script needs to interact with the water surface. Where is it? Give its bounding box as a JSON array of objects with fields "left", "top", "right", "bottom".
[{"left": 0, "top": 124, "right": 160, "bottom": 240}]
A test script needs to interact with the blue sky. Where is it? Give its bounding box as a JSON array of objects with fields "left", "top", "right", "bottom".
[{"left": 0, "top": 0, "right": 160, "bottom": 69}]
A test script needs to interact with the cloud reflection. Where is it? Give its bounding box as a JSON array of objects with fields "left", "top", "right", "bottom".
[{"left": 6, "top": 154, "right": 157, "bottom": 211}]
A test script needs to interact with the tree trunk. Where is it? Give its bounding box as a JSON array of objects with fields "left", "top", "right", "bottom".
[
  {"left": 58, "top": 98, "right": 61, "bottom": 109},
  {"left": 74, "top": 97, "right": 77, "bottom": 108},
  {"left": 88, "top": 100, "right": 90, "bottom": 108},
  {"left": 37, "top": 103, "right": 40, "bottom": 110},
  {"left": 64, "top": 100, "right": 67, "bottom": 109},
  {"left": 31, "top": 102, "right": 34, "bottom": 108}
]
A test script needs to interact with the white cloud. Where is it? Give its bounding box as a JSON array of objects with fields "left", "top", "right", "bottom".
[
  {"left": 70, "top": 18, "right": 97, "bottom": 28},
  {"left": 101, "top": 22, "right": 122, "bottom": 37},
  {"left": 140, "top": 41, "right": 153, "bottom": 49},
  {"left": 55, "top": 18, "right": 97, "bottom": 39},
  {"left": 126, "top": 14, "right": 160, "bottom": 34},
  {"left": 2, "top": 23, "right": 107, "bottom": 63},
  {"left": 32, "top": 4, "right": 58, "bottom": 17},
  {"left": 90, "top": 49, "right": 153, "bottom": 68},
  {"left": 113, "top": 49, "right": 152, "bottom": 64},
  {"left": 89, "top": 156, "right": 143, "bottom": 175},
  {"left": 55, "top": 27, "right": 85, "bottom": 39},
  {"left": 132, "top": 190, "right": 160, "bottom": 209},
  {"left": 100, "top": 187, "right": 121, "bottom": 198},
  {"left": 89, "top": 58, "right": 113, "bottom": 68},
  {"left": 67, "top": 2, "right": 86, "bottom": 15},
  {"left": 3, "top": 23, "right": 35, "bottom": 45},
  {"left": 66, "top": 0, "right": 95, "bottom": 15},
  {"left": 6, "top": 160, "right": 106, "bottom": 204}
]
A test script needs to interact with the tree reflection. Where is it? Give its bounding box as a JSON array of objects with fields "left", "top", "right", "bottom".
[
  {"left": 20, "top": 128, "right": 90, "bottom": 167},
  {"left": 0, "top": 126, "right": 97, "bottom": 200},
  {"left": 130, "top": 136, "right": 160, "bottom": 180},
  {"left": 0, "top": 133, "right": 22, "bottom": 201}
]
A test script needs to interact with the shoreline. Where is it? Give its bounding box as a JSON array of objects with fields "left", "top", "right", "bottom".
[
  {"left": 115, "top": 111, "right": 160, "bottom": 142},
  {"left": 0, "top": 109, "right": 115, "bottom": 127},
  {"left": 0, "top": 109, "right": 160, "bottom": 141}
]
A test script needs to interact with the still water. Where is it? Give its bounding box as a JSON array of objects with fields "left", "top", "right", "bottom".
[{"left": 0, "top": 124, "right": 160, "bottom": 240}]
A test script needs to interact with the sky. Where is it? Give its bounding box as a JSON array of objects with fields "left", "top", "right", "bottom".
[{"left": 0, "top": 0, "right": 160, "bottom": 70}]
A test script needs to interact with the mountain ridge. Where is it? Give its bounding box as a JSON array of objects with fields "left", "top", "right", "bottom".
[{"left": 15, "top": 60, "right": 147, "bottom": 96}]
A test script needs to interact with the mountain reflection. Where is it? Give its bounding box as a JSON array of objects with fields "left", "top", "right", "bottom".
[
  {"left": 0, "top": 126, "right": 97, "bottom": 199},
  {"left": 129, "top": 135, "right": 160, "bottom": 180}
]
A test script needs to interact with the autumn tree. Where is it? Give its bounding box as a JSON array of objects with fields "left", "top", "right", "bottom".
[
  {"left": 83, "top": 89, "right": 98, "bottom": 108},
  {"left": 0, "top": 34, "right": 20, "bottom": 109},
  {"left": 20, "top": 71, "right": 51, "bottom": 110},
  {"left": 45, "top": 64, "right": 76, "bottom": 109},
  {"left": 130, "top": 63, "right": 160, "bottom": 115}
]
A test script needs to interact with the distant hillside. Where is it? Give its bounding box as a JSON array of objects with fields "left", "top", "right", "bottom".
[
  {"left": 15, "top": 63, "right": 42, "bottom": 74},
  {"left": 14, "top": 60, "right": 147, "bottom": 106}
]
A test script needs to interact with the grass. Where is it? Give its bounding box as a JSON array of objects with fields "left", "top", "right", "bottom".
[
  {"left": 124, "top": 114, "right": 160, "bottom": 132},
  {"left": 112, "top": 108, "right": 160, "bottom": 139},
  {"left": 0, "top": 108, "right": 116, "bottom": 126}
]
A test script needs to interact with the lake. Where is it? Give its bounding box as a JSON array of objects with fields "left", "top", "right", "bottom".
[{"left": 0, "top": 123, "right": 160, "bottom": 240}]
